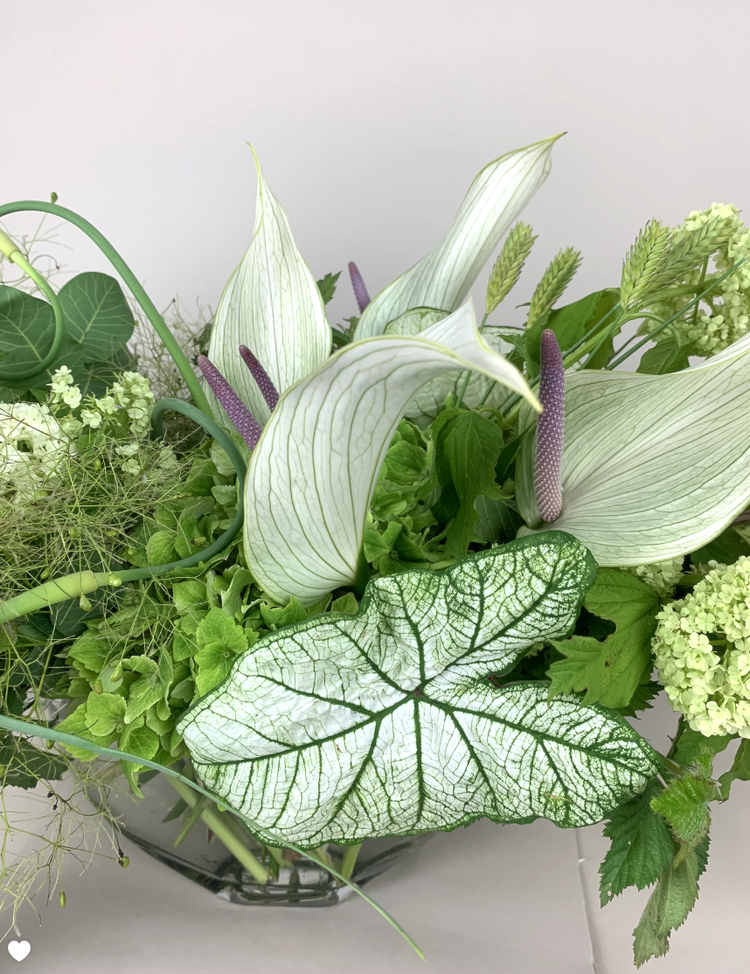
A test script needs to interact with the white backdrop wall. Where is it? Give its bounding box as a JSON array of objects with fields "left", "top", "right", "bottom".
[{"left": 2, "top": 0, "right": 749, "bottom": 333}]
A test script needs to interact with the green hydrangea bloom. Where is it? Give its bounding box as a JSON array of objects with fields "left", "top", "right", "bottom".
[
  {"left": 653, "top": 556, "right": 750, "bottom": 737},
  {"left": 628, "top": 556, "right": 684, "bottom": 599},
  {"left": 0, "top": 401, "right": 71, "bottom": 498}
]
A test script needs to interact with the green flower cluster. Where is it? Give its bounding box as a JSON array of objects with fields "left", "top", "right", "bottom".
[
  {"left": 0, "top": 400, "right": 69, "bottom": 499},
  {"left": 627, "top": 556, "right": 684, "bottom": 599},
  {"left": 653, "top": 555, "right": 750, "bottom": 737},
  {"left": 645, "top": 203, "right": 750, "bottom": 355}
]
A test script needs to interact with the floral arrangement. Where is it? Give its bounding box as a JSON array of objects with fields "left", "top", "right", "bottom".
[{"left": 1, "top": 134, "right": 750, "bottom": 966}]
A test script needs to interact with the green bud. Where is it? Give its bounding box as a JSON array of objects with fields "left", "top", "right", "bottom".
[
  {"left": 620, "top": 218, "right": 670, "bottom": 308},
  {"left": 93, "top": 679, "right": 104, "bottom": 694},
  {"left": 68, "top": 526, "right": 82, "bottom": 539},
  {"left": 119, "top": 855, "right": 130, "bottom": 868},
  {"left": 485, "top": 222, "right": 537, "bottom": 314},
  {"left": 59, "top": 889, "right": 67, "bottom": 908},
  {"left": 108, "top": 573, "right": 123, "bottom": 586},
  {"left": 79, "top": 594, "right": 92, "bottom": 612},
  {"left": 111, "top": 662, "right": 123, "bottom": 683}
]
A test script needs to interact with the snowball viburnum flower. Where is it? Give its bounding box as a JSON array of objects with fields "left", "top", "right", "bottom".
[{"left": 653, "top": 556, "right": 750, "bottom": 737}]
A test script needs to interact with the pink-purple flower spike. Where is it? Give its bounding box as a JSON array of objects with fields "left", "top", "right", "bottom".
[
  {"left": 197, "top": 354, "right": 262, "bottom": 450},
  {"left": 348, "top": 261, "right": 371, "bottom": 313},
  {"left": 239, "top": 345, "right": 279, "bottom": 410},
  {"left": 534, "top": 329, "right": 565, "bottom": 523}
]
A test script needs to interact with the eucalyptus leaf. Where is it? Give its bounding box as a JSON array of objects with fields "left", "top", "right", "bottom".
[
  {"left": 57, "top": 272, "right": 135, "bottom": 359},
  {"left": 179, "top": 533, "right": 659, "bottom": 847},
  {"left": 244, "top": 301, "right": 540, "bottom": 603},
  {"left": 207, "top": 149, "right": 331, "bottom": 426},
  {"left": 354, "top": 136, "right": 561, "bottom": 339}
]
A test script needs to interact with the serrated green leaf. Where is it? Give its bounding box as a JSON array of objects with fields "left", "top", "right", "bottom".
[
  {"left": 258, "top": 596, "right": 309, "bottom": 631},
  {"left": 0, "top": 732, "right": 68, "bottom": 789},
  {"left": 354, "top": 136, "right": 559, "bottom": 339},
  {"left": 599, "top": 780, "right": 674, "bottom": 906},
  {"left": 433, "top": 410, "right": 505, "bottom": 560},
  {"left": 146, "top": 530, "right": 178, "bottom": 566},
  {"left": 316, "top": 271, "right": 341, "bottom": 305},
  {"left": 120, "top": 722, "right": 159, "bottom": 761},
  {"left": 84, "top": 691, "right": 126, "bottom": 739},
  {"left": 673, "top": 726, "right": 733, "bottom": 769},
  {"left": 171, "top": 580, "right": 208, "bottom": 615},
  {"left": 633, "top": 849, "right": 701, "bottom": 967},
  {"left": 57, "top": 272, "right": 134, "bottom": 359},
  {"left": 650, "top": 775, "right": 716, "bottom": 846},
  {"left": 548, "top": 570, "right": 659, "bottom": 708},
  {"left": 179, "top": 533, "right": 659, "bottom": 847}
]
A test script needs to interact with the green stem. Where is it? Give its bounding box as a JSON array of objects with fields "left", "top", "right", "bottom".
[
  {"left": 339, "top": 842, "right": 362, "bottom": 881},
  {"left": 0, "top": 400, "right": 246, "bottom": 625},
  {"left": 164, "top": 777, "right": 270, "bottom": 884},
  {"left": 172, "top": 796, "right": 207, "bottom": 847},
  {"left": 0, "top": 200, "right": 211, "bottom": 415},
  {"left": 0, "top": 246, "right": 66, "bottom": 380}
]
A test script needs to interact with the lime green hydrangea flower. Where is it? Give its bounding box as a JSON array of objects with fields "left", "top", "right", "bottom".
[
  {"left": 628, "top": 556, "right": 684, "bottom": 598},
  {"left": 643, "top": 203, "right": 750, "bottom": 356},
  {"left": 653, "top": 556, "right": 750, "bottom": 737}
]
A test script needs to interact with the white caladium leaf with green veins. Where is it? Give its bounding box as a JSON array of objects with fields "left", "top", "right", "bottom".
[
  {"left": 384, "top": 308, "right": 514, "bottom": 424},
  {"left": 353, "top": 135, "right": 561, "bottom": 340},
  {"left": 177, "top": 533, "right": 660, "bottom": 847},
  {"left": 244, "top": 301, "right": 540, "bottom": 604},
  {"left": 207, "top": 149, "right": 331, "bottom": 425},
  {"left": 516, "top": 331, "right": 750, "bottom": 563}
]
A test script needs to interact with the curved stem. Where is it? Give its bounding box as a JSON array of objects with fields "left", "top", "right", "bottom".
[
  {"left": 0, "top": 200, "right": 211, "bottom": 415},
  {"left": 0, "top": 244, "right": 66, "bottom": 380},
  {"left": 0, "top": 400, "right": 246, "bottom": 625}
]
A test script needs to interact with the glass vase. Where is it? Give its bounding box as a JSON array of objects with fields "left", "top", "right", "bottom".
[{"left": 103, "top": 767, "right": 422, "bottom": 906}]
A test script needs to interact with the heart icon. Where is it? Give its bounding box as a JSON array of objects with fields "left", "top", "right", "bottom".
[{"left": 8, "top": 941, "right": 31, "bottom": 962}]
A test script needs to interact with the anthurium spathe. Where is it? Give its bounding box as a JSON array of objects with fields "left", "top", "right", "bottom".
[
  {"left": 516, "top": 330, "right": 750, "bottom": 564},
  {"left": 244, "top": 300, "right": 540, "bottom": 604},
  {"left": 353, "top": 134, "right": 562, "bottom": 340},
  {"left": 206, "top": 148, "right": 331, "bottom": 426}
]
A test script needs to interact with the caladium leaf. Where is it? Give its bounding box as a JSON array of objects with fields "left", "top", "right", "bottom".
[
  {"left": 207, "top": 149, "right": 331, "bottom": 425},
  {"left": 178, "top": 533, "right": 659, "bottom": 847},
  {"left": 516, "top": 332, "right": 750, "bottom": 564},
  {"left": 244, "top": 301, "right": 539, "bottom": 604},
  {"left": 353, "top": 135, "right": 561, "bottom": 340}
]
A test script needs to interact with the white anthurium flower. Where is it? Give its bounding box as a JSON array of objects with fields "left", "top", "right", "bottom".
[
  {"left": 353, "top": 134, "right": 563, "bottom": 340},
  {"left": 206, "top": 148, "right": 331, "bottom": 426},
  {"left": 242, "top": 300, "right": 539, "bottom": 604},
  {"left": 383, "top": 307, "right": 515, "bottom": 425},
  {"left": 516, "top": 329, "right": 750, "bottom": 564}
]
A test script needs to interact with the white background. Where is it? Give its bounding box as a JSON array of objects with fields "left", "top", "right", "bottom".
[{"left": 2, "top": 1, "right": 750, "bottom": 971}]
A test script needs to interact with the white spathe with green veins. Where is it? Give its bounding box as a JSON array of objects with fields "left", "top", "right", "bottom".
[
  {"left": 516, "top": 330, "right": 750, "bottom": 565},
  {"left": 353, "top": 135, "right": 563, "bottom": 340},
  {"left": 244, "top": 301, "right": 539, "bottom": 604},
  {"left": 206, "top": 137, "right": 559, "bottom": 602},
  {"left": 177, "top": 533, "right": 660, "bottom": 847}
]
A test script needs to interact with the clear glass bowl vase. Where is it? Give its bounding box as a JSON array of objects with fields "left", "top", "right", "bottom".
[{"left": 103, "top": 767, "right": 422, "bottom": 906}]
